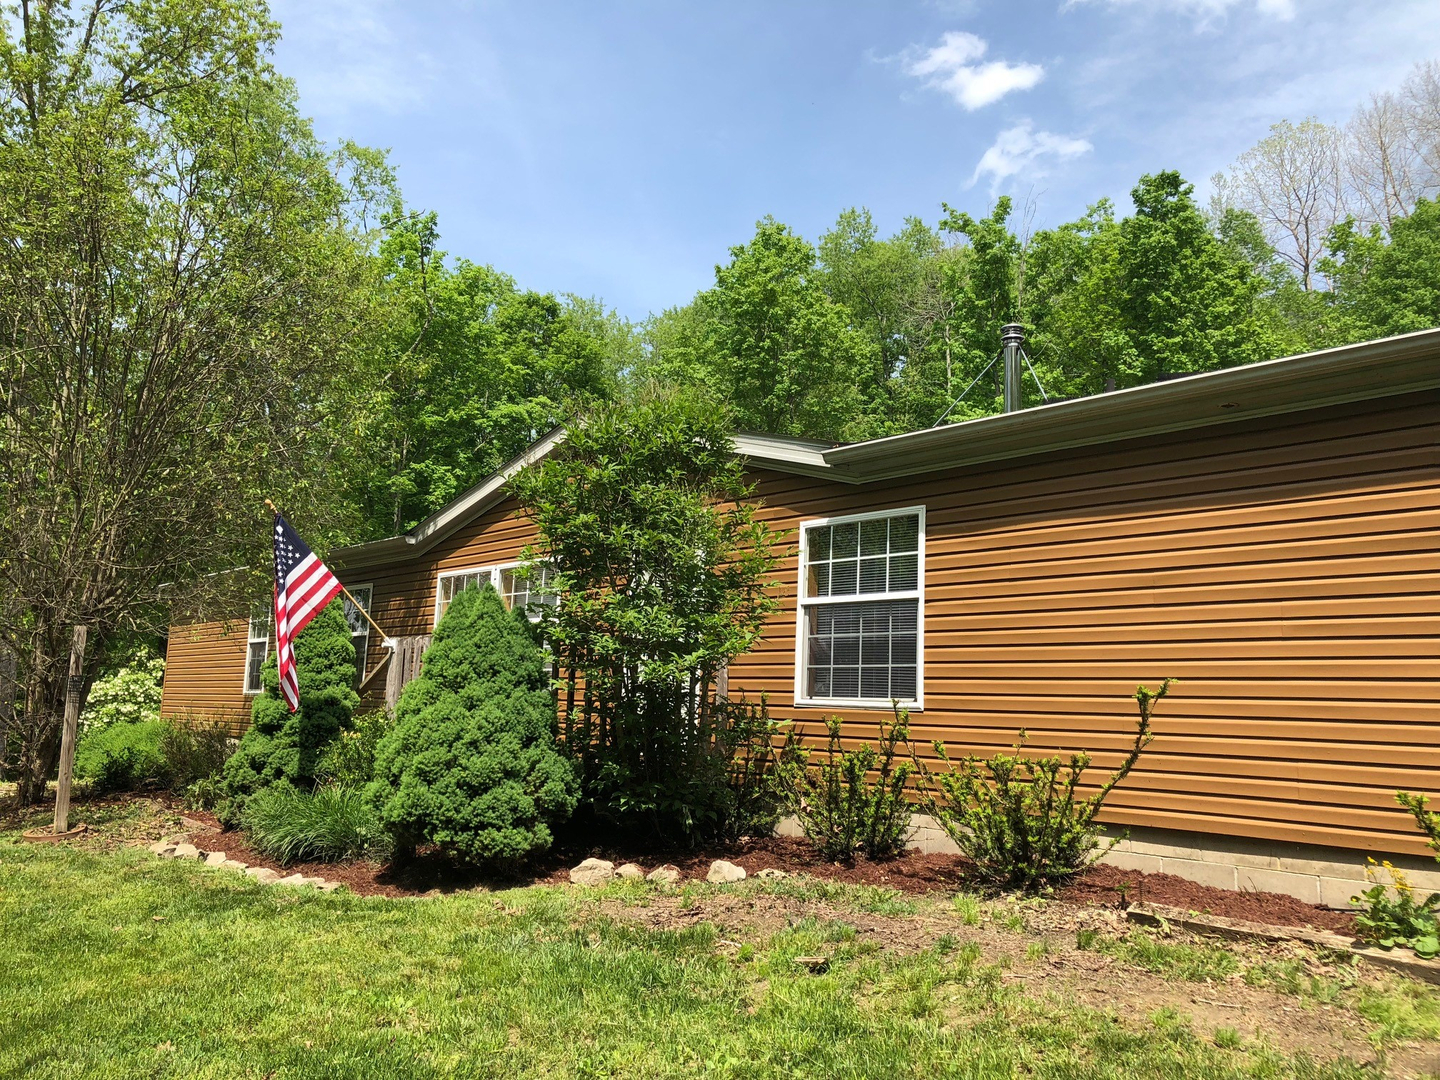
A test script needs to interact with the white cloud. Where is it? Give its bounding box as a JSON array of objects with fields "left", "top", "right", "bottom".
[
  {"left": 970, "top": 121, "right": 1093, "bottom": 190},
  {"left": 903, "top": 31, "right": 1045, "bottom": 110},
  {"left": 271, "top": 0, "right": 441, "bottom": 118},
  {"left": 1064, "top": 0, "right": 1297, "bottom": 26}
]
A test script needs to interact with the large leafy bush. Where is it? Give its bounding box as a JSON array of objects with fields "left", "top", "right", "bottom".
[
  {"left": 75, "top": 721, "right": 168, "bottom": 793},
  {"left": 917, "top": 681, "right": 1171, "bottom": 889},
  {"left": 74, "top": 719, "right": 229, "bottom": 794},
  {"left": 509, "top": 391, "right": 779, "bottom": 842},
  {"left": 219, "top": 601, "right": 357, "bottom": 824},
  {"left": 367, "top": 583, "right": 578, "bottom": 866},
  {"left": 318, "top": 710, "right": 394, "bottom": 788},
  {"left": 791, "top": 711, "right": 915, "bottom": 861}
]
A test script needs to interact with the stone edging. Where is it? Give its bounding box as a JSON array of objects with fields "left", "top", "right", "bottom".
[
  {"left": 1126, "top": 900, "right": 1440, "bottom": 986},
  {"left": 148, "top": 840, "right": 341, "bottom": 891}
]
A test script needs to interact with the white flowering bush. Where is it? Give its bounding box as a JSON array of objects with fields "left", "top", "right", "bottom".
[{"left": 80, "top": 648, "right": 165, "bottom": 733}]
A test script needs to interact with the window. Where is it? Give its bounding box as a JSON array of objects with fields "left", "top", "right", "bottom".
[
  {"left": 498, "top": 564, "right": 558, "bottom": 617},
  {"left": 435, "top": 563, "right": 557, "bottom": 626},
  {"left": 243, "top": 610, "right": 271, "bottom": 695},
  {"left": 795, "top": 507, "right": 924, "bottom": 709},
  {"left": 343, "top": 584, "right": 373, "bottom": 687}
]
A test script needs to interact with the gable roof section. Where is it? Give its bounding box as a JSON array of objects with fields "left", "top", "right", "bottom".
[{"left": 333, "top": 328, "right": 1440, "bottom": 568}]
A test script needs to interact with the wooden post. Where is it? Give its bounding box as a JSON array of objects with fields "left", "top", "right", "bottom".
[{"left": 52, "top": 624, "right": 88, "bottom": 836}]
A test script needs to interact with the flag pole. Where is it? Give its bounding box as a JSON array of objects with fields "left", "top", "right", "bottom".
[{"left": 265, "top": 499, "right": 393, "bottom": 643}]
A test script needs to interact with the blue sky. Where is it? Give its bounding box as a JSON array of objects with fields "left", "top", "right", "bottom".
[{"left": 270, "top": 0, "right": 1440, "bottom": 322}]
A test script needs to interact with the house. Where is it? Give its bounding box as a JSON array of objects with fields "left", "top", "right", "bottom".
[{"left": 161, "top": 328, "right": 1440, "bottom": 903}]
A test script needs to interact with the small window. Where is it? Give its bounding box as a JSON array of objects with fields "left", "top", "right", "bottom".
[
  {"left": 498, "top": 564, "right": 558, "bottom": 620},
  {"left": 796, "top": 507, "right": 924, "bottom": 709},
  {"left": 436, "top": 563, "right": 557, "bottom": 627},
  {"left": 343, "top": 584, "right": 373, "bottom": 687},
  {"left": 243, "top": 610, "right": 271, "bottom": 695},
  {"left": 435, "top": 568, "right": 492, "bottom": 625}
]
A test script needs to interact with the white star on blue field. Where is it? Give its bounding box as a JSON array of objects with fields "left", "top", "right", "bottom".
[{"left": 272, "top": 0, "right": 1440, "bottom": 322}]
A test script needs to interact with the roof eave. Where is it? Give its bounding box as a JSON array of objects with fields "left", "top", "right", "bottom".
[{"left": 823, "top": 329, "right": 1440, "bottom": 482}]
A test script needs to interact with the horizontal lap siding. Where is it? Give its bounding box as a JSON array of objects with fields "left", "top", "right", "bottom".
[
  {"left": 158, "top": 620, "right": 252, "bottom": 735},
  {"left": 728, "top": 392, "right": 1440, "bottom": 857},
  {"left": 342, "top": 499, "right": 540, "bottom": 712},
  {"left": 164, "top": 392, "right": 1439, "bottom": 857}
]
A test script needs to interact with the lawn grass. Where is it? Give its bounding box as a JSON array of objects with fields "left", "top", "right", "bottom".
[{"left": 1, "top": 839, "right": 1393, "bottom": 1080}]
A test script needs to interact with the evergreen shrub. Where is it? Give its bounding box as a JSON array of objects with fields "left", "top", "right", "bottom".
[
  {"left": 791, "top": 709, "right": 915, "bottom": 861},
  {"left": 367, "top": 583, "right": 578, "bottom": 866},
  {"left": 917, "top": 681, "right": 1171, "bottom": 889},
  {"left": 219, "top": 600, "right": 357, "bottom": 825}
]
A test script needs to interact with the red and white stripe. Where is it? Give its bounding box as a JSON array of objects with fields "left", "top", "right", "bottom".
[{"left": 275, "top": 551, "right": 342, "bottom": 711}]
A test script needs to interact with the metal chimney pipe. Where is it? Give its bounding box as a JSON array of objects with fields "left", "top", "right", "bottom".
[{"left": 1001, "top": 323, "right": 1025, "bottom": 412}]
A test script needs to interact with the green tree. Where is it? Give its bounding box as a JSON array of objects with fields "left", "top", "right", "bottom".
[
  {"left": 1034, "top": 174, "right": 1281, "bottom": 395},
  {"left": 367, "top": 584, "right": 578, "bottom": 866},
  {"left": 219, "top": 601, "right": 358, "bottom": 824},
  {"left": 645, "top": 219, "right": 875, "bottom": 441},
  {"left": 346, "top": 216, "right": 621, "bottom": 538},
  {"left": 1323, "top": 198, "right": 1440, "bottom": 339},
  {"left": 509, "top": 391, "right": 779, "bottom": 841},
  {"left": 0, "top": 0, "right": 380, "bottom": 802},
  {"left": 817, "top": 210, "right": 957, "bottom": 435}
]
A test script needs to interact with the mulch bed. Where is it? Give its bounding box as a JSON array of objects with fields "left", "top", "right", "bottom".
[{"left": 168, "top": 809, "right": 1355, "bottom": 934}]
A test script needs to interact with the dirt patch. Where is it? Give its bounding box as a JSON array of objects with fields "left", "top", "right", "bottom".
[
  {"left": 581, "top": 887, "right": 1381, "bottom": 1067},
  {"left": 1060, "top": 863, "right": 1356, "bottom": 935}
]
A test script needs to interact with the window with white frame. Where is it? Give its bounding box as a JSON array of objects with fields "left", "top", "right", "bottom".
[
  {"left": 243, "top": 609, "right": 271, "bottom": 695},
  {"left": 795, "top": 507, "right": 923, "bottom": 708},
  {"left": 498, "top": 564, "right": 558, "bottom": 616},
  {"left": 342, "top": 584, "right": 373, "bottom": 686},
  {"left": 435, "top": 563, "right": 557, "bottom": 626}
]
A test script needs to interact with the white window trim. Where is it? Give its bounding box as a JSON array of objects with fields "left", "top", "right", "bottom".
[
  {"left": 433, "top": 562, "right": 555, "bottom": 627},
  {"left": 243, "top": 613, "right": 270, "bottom": 696},
  {"left": 792, "top": 504, "right": 925, "bottom": 712},
  {"left": 345, "top": 583, "right": 373, "bottom": 679}
]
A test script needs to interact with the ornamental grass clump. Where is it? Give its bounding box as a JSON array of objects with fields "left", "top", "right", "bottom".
[
  {"left": 791, "top": 709, "right": 915, "bottom": 862},
  {"left": 917, "top": 680, "right": 1172, "bottom": 890},
  {"left": 243, "top": 785, "right": 390, "bottom": 866},
  {"left": 367, "top": 583, "right": 578, "bottom": 867},
  {"left": 219, "top": 600, "right": 358, "bottom": 826}
]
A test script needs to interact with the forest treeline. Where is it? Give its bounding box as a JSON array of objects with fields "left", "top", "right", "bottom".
[{"left": 355, "top": 59, "right": 1440, "bottom": 540}]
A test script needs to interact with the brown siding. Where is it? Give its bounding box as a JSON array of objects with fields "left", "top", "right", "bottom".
[
  {"left": 345, "top": 498, "right": 541, "bottom": 712},
  {"left": 164, "top": 390, "right": 1440, "bottom": 856},
  {"left": 728, "top": 391, "right": 1440, "bottom": 857},
  {"left": 158, "top": 618, "right": 253, "bottom": 734}
]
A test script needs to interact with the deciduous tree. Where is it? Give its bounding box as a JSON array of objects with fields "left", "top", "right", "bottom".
[{"left": 0, "top": 0, "right": 378, "bottom": 802}]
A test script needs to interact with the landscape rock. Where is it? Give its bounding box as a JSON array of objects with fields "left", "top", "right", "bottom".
[
  {"left": 707, "top": 860, "right": 746, "bottom": 884},
  {"left": 315, "top": 881, "right": 341, "bottom": 892},
  {"left": 755, "top": 868, "right": 787, "bottom": 880},
  {"left": 203, "top": 851, "right": 228, "bottom": 867},
  {"left": 646, "top": 865, "right": 681, "bottom": 885},
  {"left": 275, "top": 873, "right": 310, "bottom": 886},
  {"left": 170, "top": 843, "right": 200, "bottom": 860},
  {"left": 148, "top": 841, "right": 176, "bottom": 856},
  {"left": 616, "top": 862, "right": 645, "bottom": 880},
  {"left": 569, "top": 858, "right": 616, "bottom": 886},
  {"left": 245, "top": 867, "right": 280, "bottom": 883},
  {"left": 222, "top": 860, "right": 248, "bottom": 870}
]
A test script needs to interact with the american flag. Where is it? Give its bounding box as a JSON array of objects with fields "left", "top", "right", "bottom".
[{"left": 272, "top": 513, "right": 343, "bottom": 712}]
